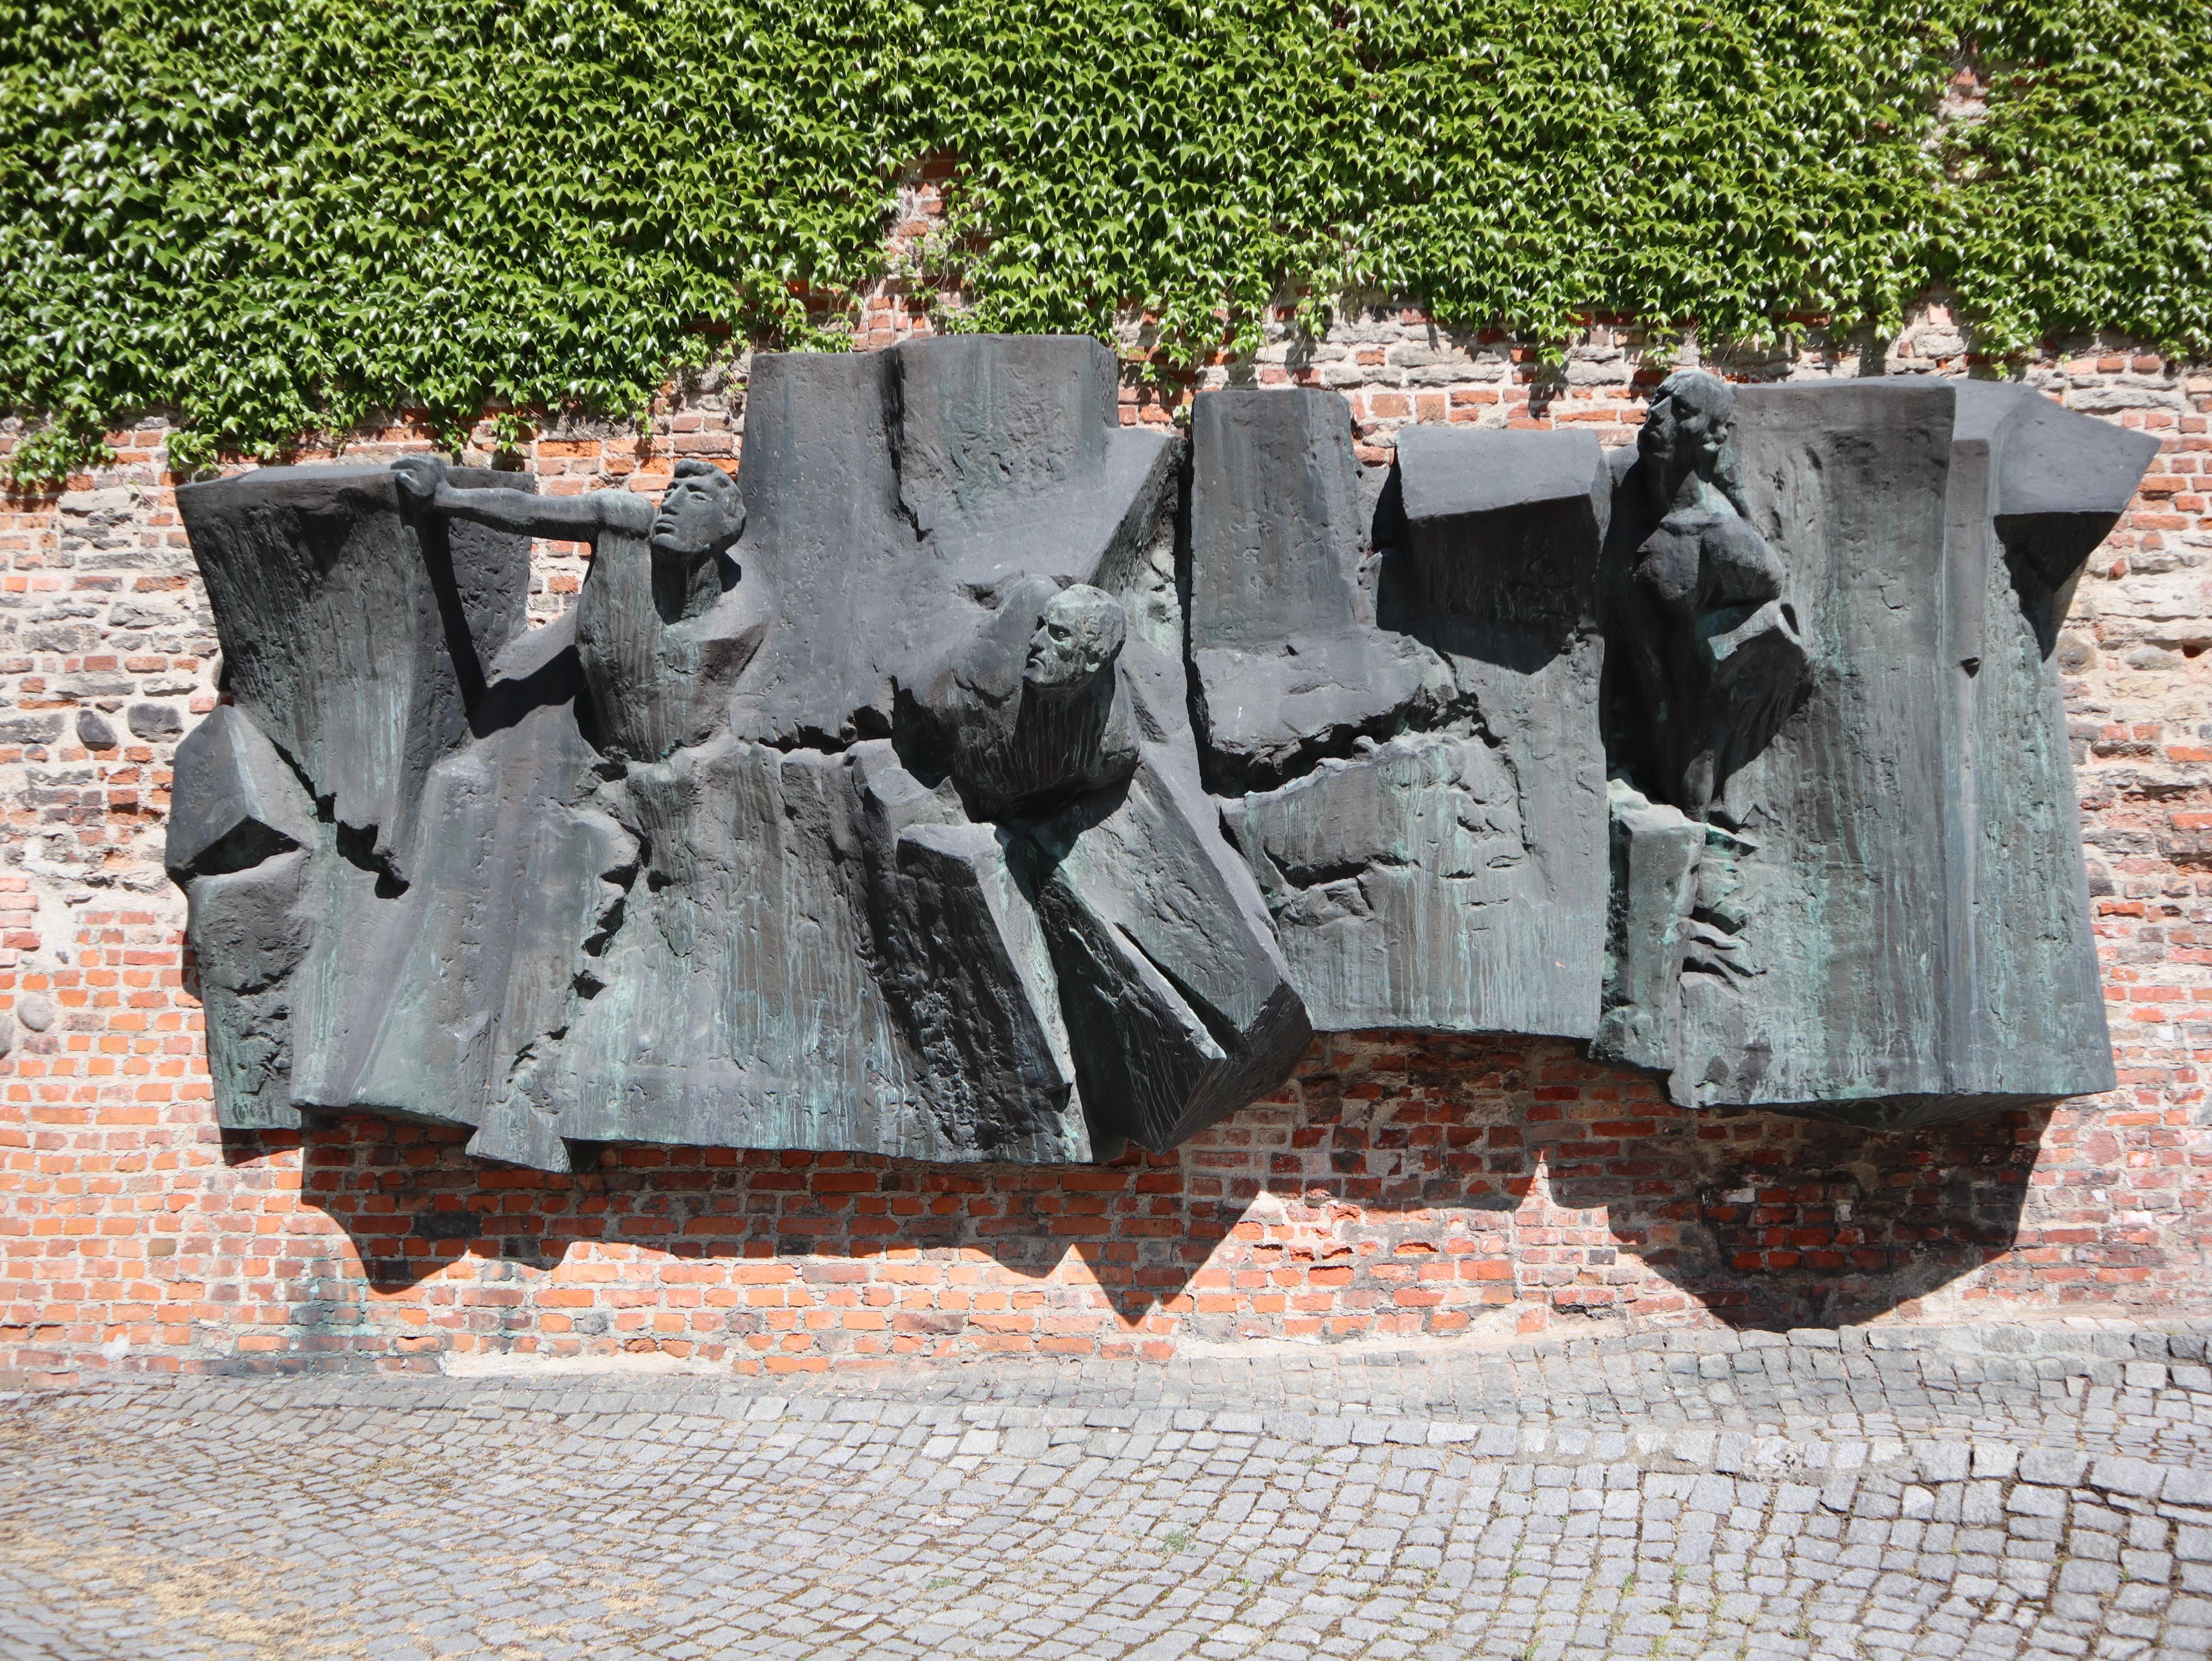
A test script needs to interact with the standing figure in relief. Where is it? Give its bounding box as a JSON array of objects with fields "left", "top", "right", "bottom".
[
  {"left": 1607, "top": 369, "right": 1808, "bottom": 823},
  {"left": 391, "top": 454, "right": 761, "bottom": 760}
]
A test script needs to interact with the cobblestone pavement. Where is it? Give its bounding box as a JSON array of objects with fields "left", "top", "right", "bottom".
[{"left": 7, "top": 1323, "right": 2212, "bottom": 1660}]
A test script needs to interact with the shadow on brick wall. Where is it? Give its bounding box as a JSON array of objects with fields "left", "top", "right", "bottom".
[
  {"left": 228, "top": 1121, "right": 1251, "bottom": 1331},
  {"left": 217, "top": 1037, "right": 2058, "bottom": 1360},
  {"left": 1276, "top": 1037, "right": 2053, "bottom": 1332},
  {"left": 1539, "top": 1105, "right": 2055, "bottom": 1329}
]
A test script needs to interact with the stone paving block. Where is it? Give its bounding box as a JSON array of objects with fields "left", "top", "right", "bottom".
[
  {"left": 2017, "top": 1448, "right": 2089, "bottom": 1488},
  {"left": 2092, "top": 1455, "right": 2165, "bottom": 1499},
  {"left": 1918, "top": 1443, "right": 1971, "bottom": 1484},
  {"left": 1971, "top": 1442, "right": 2019, "bottom": 1480}
]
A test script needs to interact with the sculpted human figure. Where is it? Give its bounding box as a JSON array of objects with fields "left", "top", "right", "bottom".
[
  {"left": 391, "top": 454, "right": 760, "bottom": 761},
  {"left": 917, "top": 579, "right": 1139, "bottom": 822},
  {"left": 1612, "top": 369, "right": 1808, "bottom": 821}
]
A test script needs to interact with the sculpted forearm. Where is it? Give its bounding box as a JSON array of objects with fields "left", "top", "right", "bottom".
[
  {"left": 431, "top": 483, "right": 608, "bottom": 542},
  {"left": 391, "top": 455, "right": 646, "bottom": 545}
]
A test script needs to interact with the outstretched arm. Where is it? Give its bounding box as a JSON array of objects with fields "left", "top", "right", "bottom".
[{"left": 390, "top": 455, "right": 629, "bottom": 543}]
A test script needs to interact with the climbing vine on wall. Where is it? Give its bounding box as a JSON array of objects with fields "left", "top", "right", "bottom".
[
  {"left": 1948, "top": 0, "right": 2212, "bottom": 354},
  {"left": 2, "top": 0, "right": 2207, "bottom": 483}
]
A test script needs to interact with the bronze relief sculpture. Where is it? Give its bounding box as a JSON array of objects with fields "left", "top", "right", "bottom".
[{"left": 169, "top": 336, "right": 2155, "bottom": 1166}]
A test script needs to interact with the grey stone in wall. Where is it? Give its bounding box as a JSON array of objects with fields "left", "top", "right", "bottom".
[{"left": 74, "top": 708, "right": 118, "bottom": 750}]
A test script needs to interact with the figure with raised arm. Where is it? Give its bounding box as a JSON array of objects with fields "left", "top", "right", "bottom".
[{"left": 391, "top": 454, "right": 760, "bottom": 761}]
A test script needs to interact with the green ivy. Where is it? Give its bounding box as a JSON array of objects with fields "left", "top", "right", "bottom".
[
  {"left": 1948, "top": 0, "right": 2212, "bottom": 353},
  {"left": 0, "top": 422, "right": 111, "bottom": 491},
  {"left": 1, "top": 0, "right": 912, "bottom": 476},
  {"left": 2, "top": 0, "right": 2206, "bottom": 485}
]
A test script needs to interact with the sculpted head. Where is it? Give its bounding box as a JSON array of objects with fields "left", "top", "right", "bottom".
[
  {"left": 650, "top": 460, "right": 747, "bottom": 561},
  {"left": 1639, "top": 369, "right": 1738, "bottom": 487},
  {"left": 1024, "top": 584, "right": 1127, "bottom": 699}
]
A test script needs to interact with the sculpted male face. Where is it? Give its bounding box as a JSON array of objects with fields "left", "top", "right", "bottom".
[
  {"left": 650, "top": 462, "right": 746, "bottom": 559},
  {"left": 1024, "top": 585, "right": 1127, "bottom": 699},
  {"left": 1639, "top": 369, "right": 1738, "bottom": 486}
]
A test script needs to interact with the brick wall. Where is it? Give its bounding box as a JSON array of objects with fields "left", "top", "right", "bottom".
[{"left": 3, "top": 304, "right": 2207, "bottom": 1386}]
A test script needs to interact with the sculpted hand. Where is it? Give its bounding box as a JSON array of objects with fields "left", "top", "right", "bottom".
[{"left": 390, "top": 454, "right": 448, "bottom": 510}]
